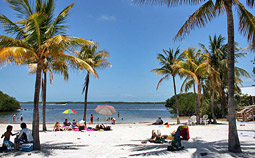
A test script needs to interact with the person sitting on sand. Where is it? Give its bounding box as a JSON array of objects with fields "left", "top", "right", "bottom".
[
  {"left": 112, "top": 118, "right": 116, "bottom": 125},
  {"left": 63, "top": 119, "right": 71, "bottom": 126},
  {"left": 152, "top": 117, "right": 163, "bottom": 125},
  {"left": 1, "top": 125, "right": 17, "bottom": 151},
  {"left": 72, "top": 120, "right": 77, "bottom": 127},
  {"left": 78, "top": 120, "right": 86, "bottom": 131},
  {"left": 14, "top": 123, "right": 33, "bottom": 151},
  {"left": 53, "top": 121, "right": 63, "bottom": 131}
]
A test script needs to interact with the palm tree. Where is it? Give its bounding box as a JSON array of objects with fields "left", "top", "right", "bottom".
[
  {"left": 152, "top": 47, "right": 184, "bottom": 124},
  {"left": 178, "top": 48, "right": 210, "bottom": 124},
  {"left": 0, "top": 0, "right": 95, "bottom": 150},
  {"left": 28, "top": 57, "right": 69, "bottom": 131},
  {"left": 134, "top": 0, "right": 255, "bottom": 152},
  {"left": 75, "top": 44, "right": 111, "bottom": 124},
  {"left": 200, "top": 34, "right": 251, "bottom": 117}
]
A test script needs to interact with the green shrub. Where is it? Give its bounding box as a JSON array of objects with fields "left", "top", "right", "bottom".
[
  {"left": 165, "top": 92, "right": 197, "bottom": 116},
  {"left": 166, "top": 92, "right": 222, "bottom": 117},
  {"left": 0, "top": 91, "right": 20, "bottom": 112}
]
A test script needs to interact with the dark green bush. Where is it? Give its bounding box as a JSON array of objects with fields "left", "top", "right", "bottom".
[
  {"left": 0, "top": 91, "right": 20, "bottom": 112},
  {"left": 165, "top": 92, "right": 197, "bottom": 116}
]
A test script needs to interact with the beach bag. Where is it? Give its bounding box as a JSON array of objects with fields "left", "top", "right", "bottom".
[
  {"left": 180, "top": 126, "right": 190, "bottom": 140},
  {"left": 21, "top": 143, "right": 33, "bottom": 152}
]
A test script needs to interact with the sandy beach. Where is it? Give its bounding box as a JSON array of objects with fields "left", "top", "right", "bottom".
[{"left": 0, "top": 121, "right": 254, "bottom": 158}]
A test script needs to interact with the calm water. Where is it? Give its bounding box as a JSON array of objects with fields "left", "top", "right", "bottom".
[{"left": 0, "top": 103, "right": 174, "bottom": 123}]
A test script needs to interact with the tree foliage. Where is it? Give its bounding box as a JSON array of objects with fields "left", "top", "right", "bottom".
[
  {"left": 0, "top": 90, "right": 20, "bottom": 112},
  {"left": 165, "top": 92, "right": 197, "bottom": 116}
]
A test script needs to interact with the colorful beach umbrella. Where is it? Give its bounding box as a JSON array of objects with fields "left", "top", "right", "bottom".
[
  {"left": 63, "top": 109, "right": 77, "bottom": 114},
  {"left": 95, "top": 105, "right": 116, "bottom": 116},
  {"left": 63, "top": 109, "right": 77, "bottom": 119}
]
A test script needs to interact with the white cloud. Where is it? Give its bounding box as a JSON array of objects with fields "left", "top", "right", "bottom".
[{"left": 98, "top": 15, "right": 116, "bottom": 21}]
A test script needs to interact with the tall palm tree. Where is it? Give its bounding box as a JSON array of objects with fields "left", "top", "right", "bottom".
[
  {"left": 0, "top": 0, "right": 95, "bottom": 150},
  {"left": 134, "top": 0, "right": 255, "bottom": 152},
  {"left": 28, "top": 57, "right": 69, "bottom": 131},
  {"left": 200, "top": 34, "right": 251, "bottom": 117},
  {"left": 200, "top": 34, "right": 228, "bottom": 117},
  {"left": 152, "top": 47, "right": 184, "bottom": 124},
  {"left": 178, "top": 48, "right": 210, "bottom": 124},
  {"left": 75, "top": 44, "right": 111, "bottom": 124}
]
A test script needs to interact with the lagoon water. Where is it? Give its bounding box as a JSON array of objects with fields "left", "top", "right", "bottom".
[{"left": 0, "top": 103, "right": 175, "bottom": 123}]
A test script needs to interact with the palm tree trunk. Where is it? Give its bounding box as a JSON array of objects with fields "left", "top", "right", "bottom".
[
  {"left": 193, "top": 81, "right": 197, "bottom": 116},
  {"left": 221, "top": 84, "right": 226, "bottom": 117},
  {"left": 197, "top": 82, "right": 201, "bottom": 124},
  {"left": 83, "top": 72, "right": 90, "bottom": 124},
  {"left": 211, "top": 88, "right": 217, "bottom": 123},
  {"left": 33, "top": 60, "right": 43, "bottom": 150},
  {"left": 173, "top": 76, "right": 180, "bottom": 124},
  {"left": 42, "top": 71, "right": 47, "bottom": 131},
  {"left": 225, "top": 0, "right": 241, "bottom": 153}
]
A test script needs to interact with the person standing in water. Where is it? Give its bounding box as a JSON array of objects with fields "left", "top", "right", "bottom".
[
  {"left": 13, "top": 114, "right": 16, "bottom": 122},
  {"left": 90, "top": 114, "right": 93, "bottom": 124},
  {"left": 20, "top": 114, "right": 23, "bottom": 122}
]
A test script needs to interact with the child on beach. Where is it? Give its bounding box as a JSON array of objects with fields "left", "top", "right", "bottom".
[{"left": 1, "top": 125, "right": 17, "bottom": 151}]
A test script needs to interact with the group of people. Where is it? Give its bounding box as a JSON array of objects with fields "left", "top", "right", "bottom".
[
  {"left": 1, "top": 123, "right": 33, "bottom": 152},
  {"left": 53, "top": 119, "right": 80, "bottom": 131},
  {"left": 12, "top": 114, "right": 23, "bottom": 122}
]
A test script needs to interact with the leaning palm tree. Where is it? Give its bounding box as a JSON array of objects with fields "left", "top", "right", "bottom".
[
  {"left": 0, "top": 0, "right": 94, "bottom": 150},
  {"left": 75, "top": 44, "right": 111, "bottom": 124},
  {"left": 152, "top": 47, "right": 184, "bottom": 124},
  {"left": 134, "top": 0, "right": 255, "bottom": 152}
]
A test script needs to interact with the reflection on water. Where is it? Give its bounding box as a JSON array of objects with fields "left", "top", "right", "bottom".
[{"left": 0, "top": 103, "right": 174, "bottom": 123}]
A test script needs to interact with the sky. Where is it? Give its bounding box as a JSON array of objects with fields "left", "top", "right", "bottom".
[{"left": 0, "top": 0, "right": 254, "bottom": 102}]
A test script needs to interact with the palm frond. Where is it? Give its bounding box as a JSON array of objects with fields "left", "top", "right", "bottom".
[
  {"left": 156, "top": 74, "right": 169, "bottom": 90},
  {"left": 246, "top": 0, "right": 255, "bottom": 7},
  {"left": 0, "top": 15, "right": 26, "bottom": 39},
  {"left": 0, "top": 47, "right": 33, "bottom": 64},
  {"left": 5, "top": 0, "right": 33, "bottom": 19},
  {"left": 174, "top": 0, "right": 215, "bottom": 40},
  {"left": 236, "top": 0, "right": 255, "bottom": 48},
  {"left": 133, "top": 0, "right": 204, "bottom": 7},
  {"left": 46, "top": 3, "right": 74, "bottom": 37}
]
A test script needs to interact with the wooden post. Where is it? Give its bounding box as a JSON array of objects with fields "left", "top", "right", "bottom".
[{"left": 253, "top": 107, "right": 254, "bottom": 121}]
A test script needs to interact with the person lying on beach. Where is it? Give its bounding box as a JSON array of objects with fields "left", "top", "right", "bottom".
[
  {"left": 14, "top": 123, "right": 33, "bottom": 151},
  {"left": 94, "top": 124, "right": 111, "bottom": 131},
  {"left": 149, "top": 129, "right": 168, "bottom": 143},
  {"left": 1, "top": 125, "right": 17, "bottom": 151}
]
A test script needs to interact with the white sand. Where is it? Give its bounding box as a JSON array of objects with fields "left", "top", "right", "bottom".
[{"left": 0, "top": 121, "right": 254, "bottom": 158}]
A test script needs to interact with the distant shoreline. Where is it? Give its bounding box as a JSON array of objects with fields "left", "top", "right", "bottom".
[{"left": 19, "top": 101, "right": 166, "bottom": 104}]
